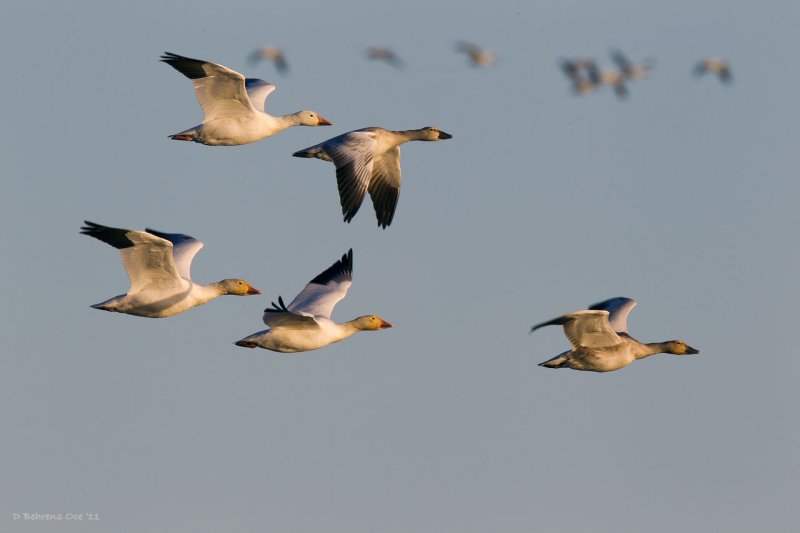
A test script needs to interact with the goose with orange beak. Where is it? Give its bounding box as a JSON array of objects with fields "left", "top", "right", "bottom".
[{"left": 235, "top": 249, "right": 391, "bottom": 353}]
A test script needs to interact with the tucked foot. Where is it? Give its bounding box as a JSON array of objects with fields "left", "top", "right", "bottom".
[
  {"left": 169, "top": 133, "right": 195, "bottom": 141},
  {"left": 234, "top": 341, "right": 258, "bottom": 348}
]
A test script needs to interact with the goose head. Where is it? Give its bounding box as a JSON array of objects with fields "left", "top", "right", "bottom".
[
  {"left": 418, "top": 127, "right": 453, "bottom": 141},
  {"left": 296, "top": 110, "right": 332, "bottom": 126},
  {"left": 219, "top": 279, "right": 262, "bottom": 296},
  {"left": 663, "top": 340, "right": 699, "bottom": 356},
  {"left": 352, "top": 315, "right": 393, "bottom": 331}
]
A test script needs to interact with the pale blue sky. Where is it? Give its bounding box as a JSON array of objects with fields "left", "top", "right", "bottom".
[{"left": 3, "top": 1, "right": 800, "bottom": 531}]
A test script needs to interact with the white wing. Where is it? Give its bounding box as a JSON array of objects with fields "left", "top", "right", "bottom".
[
  {"left": 262, "top": 298, "right": 320, "bottom": 330},
  {"left": 532, "top": 309, "right": 621, "bottom": 349},
  {"left": 144, "top": 228, "right": 204, "bottom": 281},
  {"left": 244, "top": 78, "right": 276, "bottom": 112},
  {"left": 81, "top": 221, "right": 185, "bottom": 293},
  {"left": 161, "top": 52, "right": 258, "bottom": 121},
  {"left": 287, "top": 249, "right": 353, "bottom": 319},
  {"left": 588, "top": 297, "right": 637, "bottom": 333}
]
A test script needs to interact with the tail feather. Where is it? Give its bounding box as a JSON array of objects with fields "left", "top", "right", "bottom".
[
  {"left": 538, "top": 354, "right": 569, "bottom": 368},
  {"left": 292, "top": 146, "right": 330, "bottom": 161},
  {"left": 292, "top": 147, "right": 320, "bottom": 158}
]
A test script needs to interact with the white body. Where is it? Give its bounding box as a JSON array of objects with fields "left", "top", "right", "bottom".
[
  {"left": 235, "top": 250, "right": 391, "bottom": 353},
  {"left": 237, "top": 318, "right": 365, "bottom": 353},
  {"left": 81, "top": 221, "right": 260, "bottom": 318},
  {"left": 161, "top": 52, "right": 330, "bottom": 146}
]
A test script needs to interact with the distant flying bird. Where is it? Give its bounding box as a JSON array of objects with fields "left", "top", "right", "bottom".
[
  {"left": 160, "top": 52, "right": 331, "bottom": 146},
  {"left": 234, "top": 249, "right": 392, "bottom": 352},
  {"left": 560, "top": 59, "right": 599, "bottom": 95},
  {"left": 81, "top": 221, "right": 261, "bottom": 318},
  {"left": 694, "top": 57, "right": 733, "bottom": 84},
  {"left": 366, "top": 47, "right": 404, "bottom": 68},
  {"left": 530, "top": 297, "right": 699, "bottom": 372},
  {"left": 610, "top": 49, "right": 655, "bottom": 81},
  {"left": 248, "top": 45, "right": 289, "bottom": 74},
  {"left": 456, "top": 41, "right": 497, "bottom": 67},
  {"left": 597, "top": 68, "right": 628, "bottom": 99},
  {"left": 292, "top": 126, "right": 453, "bottom": 228}
]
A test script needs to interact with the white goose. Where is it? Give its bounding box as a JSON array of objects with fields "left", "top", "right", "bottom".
[
  {"left": 292, "top": 126, "right": 452, "bottom": 228},
  {"left": 530, "top": 297, "right": 699, "bottom": 372},
  {"left": 235, "top": 249, "right": 392, "bottom": 353},
  {"left": 610, "top": 49, "right": 655, "bottom": 81},
  {"left": 248, "top": 45, "right": 289, "bottom": 74},
  {"left": 81, "top": 221, "right": 261, "bottom": 318},
  {"left": 365, "top": 47, "right": 404, "bottom": 69},
  {"left": 456, "top": 41, "right": 497, "bottom": 67},
  {"left": 160, "top": 52, "right": 331, "bottom": 146},
  {"left": 694, "top": 57, "right": 733, "bottom": 84}
]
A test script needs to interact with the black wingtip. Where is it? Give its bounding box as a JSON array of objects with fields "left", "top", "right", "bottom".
[
  {"left": 160, "top": 52, "right": 209, "bottom": 79},
  {"left": 265, "top": 295, "right": 289, "bottom": 314},
  {"left": 80, "top": 220, "right": 99, "bottom": 234},
  {"left": 529, "top": 316, "right": 568, "bottom": 334},
  {"left": 308, "top": 249, "right": 353, "bottom": 286},
  {"left": 80, "top": 221, "right": 136, "bottom": 249}
]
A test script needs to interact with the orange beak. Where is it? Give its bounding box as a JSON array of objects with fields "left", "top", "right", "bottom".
[
  {"left": 247, "top": 286, "right": 262, "bottom": 295},
  {"left": 379, "top": 320, "right": 393, "bottom": 329},
  {"left": 317, "top": 115, "right": 333, "bottom": 126}
]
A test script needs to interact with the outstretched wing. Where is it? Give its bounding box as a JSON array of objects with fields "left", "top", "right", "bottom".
[
  {"left": 144, "top": 228, "right": 204, "bottom": 281},
  {"left": 244, "top": 78, "right": 276, "bottom": 112},
  {"left": 81, "top": 221, "right": 184, "bottom": 293},
  {"left": 287, "top": 249, "right": 353, "bottom": 319},
  {"left": 161, "top": 52, "right": 258, "bottom": 120},
  {"left": 324, "top": 132, "right": 378, "bottom": 223},
  {"left": 588, "top": 297, "right": 637, "bottom": 334},
  {"left": 368, "top": 147, "right": 402, "bottom": 228},
  {"left": 531, "top": 309, "right": 621, "bottom": 349},
  {"left": 262, "top": 296, "right": 320, "bottom": 330}
]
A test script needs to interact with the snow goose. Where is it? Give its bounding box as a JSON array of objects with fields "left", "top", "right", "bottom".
[
  {"left": 234, "top": 249, "right": 391, "bottom": 353},
  {"left": 694, "top": 57, "right": 733, "bottom": 84},
  {"left": 81, "top": 221, "right": 261, "bottom": 318},
  {"left": 610, "top": 49, "right": 655, "bottom": 81},
  {"left": 597, "top": 68, "right": 628, "bottom": 99},
  {"left": 160, "top": 52, "right": 331, "bottom": 146},
  {"left": 366, "top": 47, "right": 404, "bottom": 69},
  {"left": 248, "top": 45, "right": 289, "bottom": 74},
  {"left": 560, "top": 59, "right": 599, "bottom": 95},
  {"left": 530, "top": 297, "right": 698, "bottom": 372},
  {"left": 292, "top": 126, "right": 452, "bottom": 228},
  {"left": 456, "top": 41, "right": 497, "bottom": 67}
]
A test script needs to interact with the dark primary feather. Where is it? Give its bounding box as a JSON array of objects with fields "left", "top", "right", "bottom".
[
  {"left": 80, "top": 221, "right": 136, "bottom": 249},
  {"left": 309, "top": 249, "right": 353, "bottom": 286},
  {"left": 265, "top": 295, "right": 289, "bottom": 314},
  {"left": 160, "top": 52, "right": 211, "bottom": 79},
  {"left": 530, "top": 315, "right": 569, "bottom": 333},
  {"left": 369, "top": 180, "right": 399, "bottom": 228},
  {"left": 610, "top": 50, "right": 632, "bottom": 72},
  {"left": 336, "top": 163, "right": 369, "bottom": 223}
]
